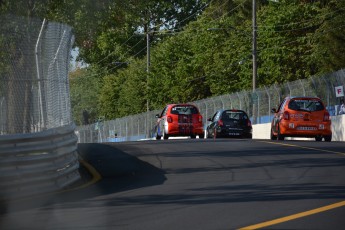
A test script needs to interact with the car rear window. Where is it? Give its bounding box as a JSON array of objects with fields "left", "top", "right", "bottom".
[
  {"left": 288, "top": 99, "right": 324, "bottom": 112},
  {"left": 222, "top": 111, "right": 248, "bottom": 120},
  {"left": 171, "top": 105, "right": 199, "bottom": 115}
]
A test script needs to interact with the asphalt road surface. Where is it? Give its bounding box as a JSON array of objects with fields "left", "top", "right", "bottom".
[{"left": 1, "top": 138, "right": 345, "bottom": 230}]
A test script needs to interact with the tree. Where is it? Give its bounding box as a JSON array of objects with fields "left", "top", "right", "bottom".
[
  {"left": 257, "top": 0, "right": 320, "bottom": 85},
  {"left": 69, "top": 68, "right": 102, "bottom": 125},
  {"left": 71, "top": 0, "right": 208, "bottom": 69},
  {"left": 309, "top": 0, "right": 345, "bottom": 74},
  {"left": 4, "top": 0, "right": 345, "bottom": 123}
]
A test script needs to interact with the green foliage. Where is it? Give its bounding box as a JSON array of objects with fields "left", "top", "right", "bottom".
[
  {"left": 257, "top": 0, "right": 320, "bottom": 84},
  {"left": 309, "top": 0, "right": 345, "bottom": 74},
  {"left": 69, "top": 68, "right": 102, "bottom": 125},
  {"left": 115, "top": 58, "right": 148, "bottom": 116},
  {"left": 3, "top": 0, "right": 345, "bottom": 121},
  {"left": 90, "top": 0, "right": 345, "bottom": 119}
]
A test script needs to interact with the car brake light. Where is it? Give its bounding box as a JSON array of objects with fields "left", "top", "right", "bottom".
[
  {"left": 198, "top": 115, "right": 203, "bottom": 123},
  {"left": 167, "top": 116, "right": 173, "bottom": 123},
  {"left": 283, "top": 111, "right": 290, "bottom": 120},
  {"left": 324, "top": 111, "right": 330, "bottom": 121},
  {"left": 247, "top": 120, "right": 252, "bottom": 127},
  {"left": 218, "top": 119, "right": 223, "bottom": 126}
]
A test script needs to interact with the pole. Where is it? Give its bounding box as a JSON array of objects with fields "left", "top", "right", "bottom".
[
  {"left": 36, "top": 18, "right": 47, "bottom": 131},
  {"left": 146, "top": 32, "right": 150, "bottom": 138},
  {"left": 146, "top": 32, "right": 150, "bottom": 112},
  {"left": 252, "top": 0, "right": 258, "bottom": 124},
  {"left": 252, "top": 0, "right": 257, "bottom": 92}
]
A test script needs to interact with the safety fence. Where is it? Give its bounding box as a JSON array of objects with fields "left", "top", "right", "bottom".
[
  {"left": 76, "top": 69, "right": 345, "bottom": 143},
  {"left": 194, "top": 69, "right": 345, "bottom": 124},
  {"left": 0, "top": 15, "right": 74, "bottom": 134},
  {"left": 0, "top": 15, "right": 79, "bottom": 199}
]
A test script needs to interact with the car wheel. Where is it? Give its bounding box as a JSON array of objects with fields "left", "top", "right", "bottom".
[
  {"left": 315, "top": 136, "right": 322, "bottom": 142},
  {"left": 210, "top": 128, "right": 216, "bottom": 138},
  {"left": 162, "top": 129, "right": 169, "bottom": 140},
  {"left": 155, "top": 127, "right": 162, "bottom": 140},
  {"left": 270, "top": 128, "right": 277, "bottom": 140},
  {"left": 324, "top": 135, "right": 332, "bottom": 142},
  {"left": 277, "top": 125, "right": 284, "bottom": 140},
  {"left": 190, "top": 134, "right": 196, "bottom": 139},
  {"left": 207, "top": 129, "right": 213, "bottom": 138}
]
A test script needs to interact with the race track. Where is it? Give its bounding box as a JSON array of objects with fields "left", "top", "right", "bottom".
[{"left": 1, "top": 138, "right": 345, "bottom": 230}]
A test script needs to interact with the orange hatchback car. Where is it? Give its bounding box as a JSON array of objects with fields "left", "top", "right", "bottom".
[
  {"left": 154, "top": 104, "right": 204, "bottom": 140},
  {"left": 271, "top": 96, "right": 332, "bottom": 141}
]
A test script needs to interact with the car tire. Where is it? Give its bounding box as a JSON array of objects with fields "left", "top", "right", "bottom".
[
  {"left": 277, "top": 125, "right": 284, "bottom": 140},
  {"left": 207, "top": 129, "right": 213, "bottom": 138},
  {"left": 270, "top": 128, "right": 277, "bottom": 140},
  {"left": 211, "top": 128, "right": 216, "bottom": 138},
  {"left": 162, "top": 129, "right": 169, "bottom": 140},
  {"left": 190, "top": 134, "right": 196, "bottom": 139},
  {"left": 315, "top": 136, "right": 322, "bottom": 142},
  {"left": 155, "top": 127, "right": 162, "bottom": 140},
  {"left": 324, "top": 135, "right": 332, "bottom": 142}
]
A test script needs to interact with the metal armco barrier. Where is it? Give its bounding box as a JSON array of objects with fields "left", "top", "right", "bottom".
[{"left": 0, "top": 124, "right": 80, "bottom": 199}]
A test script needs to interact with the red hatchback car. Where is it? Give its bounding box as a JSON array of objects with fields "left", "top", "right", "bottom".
[
  {"left": 154, "top": 104, "right": 204, "bottom": 140},
  {"left": 271, "top": 96, "right": 332, "bottom": 141}
]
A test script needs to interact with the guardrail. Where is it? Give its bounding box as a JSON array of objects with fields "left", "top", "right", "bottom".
[{"left": 0, "top": 124, "right": 80, "bottom": 200}]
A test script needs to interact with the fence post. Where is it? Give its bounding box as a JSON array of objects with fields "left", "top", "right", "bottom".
[
  {"left": 322, "top": 76, "right": 331, "bottom": 106},
  {"left": 236, "top": 92, "right": 242, "bottom": 110},
  {"left": 299, "top": 79, "right": 306, "bottom": 96},
  {"left": 265, "top": 86, "right": 271, "bottom": 122},
  {"left": 35, "top": 18, "right": 47, "bottom": 130}
]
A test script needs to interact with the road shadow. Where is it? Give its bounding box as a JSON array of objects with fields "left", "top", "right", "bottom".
[{"left": 0, "top": 143, "right": 166, "bottom": 214}]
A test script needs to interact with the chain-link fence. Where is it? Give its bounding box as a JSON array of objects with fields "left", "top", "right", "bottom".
[
  {"left": 76, "top": 110, "right": 160, "bottom": 143},
  {"left": 195, "top": 69, "right": 345, "bottom": 124},
  {"left": 76, "top": 69, "right": 345, "bottom": 143},
  {"left": 0, "top": 15, "right": 74, "bottom": 135}
]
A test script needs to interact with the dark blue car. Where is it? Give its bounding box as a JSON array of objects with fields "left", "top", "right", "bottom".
[{"left": 206, "top": 109, "right": 252, "bottom": 139}]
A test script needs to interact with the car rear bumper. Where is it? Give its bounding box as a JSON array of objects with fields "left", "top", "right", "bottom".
[
  {"left": 216, "top": 127, "right": 252, "bottom": 138},
  {"left": 167, "top": 123, "right": 204, "bottom": 136},
  {"left": 280, "top": 121, "right": 332, "bottom": 136}
]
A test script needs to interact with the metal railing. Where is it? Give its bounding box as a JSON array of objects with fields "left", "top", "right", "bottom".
[
  {"left": 0, "top": 124, "right": 79, "bottom": 199},
  {"left": 76, "top": 69, "right": 345, "bottom": 143}
]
